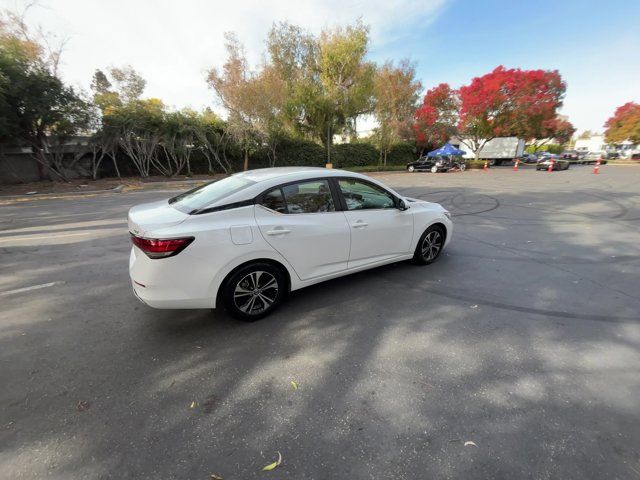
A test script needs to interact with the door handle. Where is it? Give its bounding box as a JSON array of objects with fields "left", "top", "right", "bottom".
[
  {"left": 352, "top": 222, "right": 369, "bottom": 229},
  {"left": 266, "top": 228, "right": 291, "bottom": 235}
]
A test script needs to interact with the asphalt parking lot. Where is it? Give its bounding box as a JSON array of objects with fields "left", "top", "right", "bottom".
[{"left": 1, "top": 164, "right": 639, "bottom": 480}]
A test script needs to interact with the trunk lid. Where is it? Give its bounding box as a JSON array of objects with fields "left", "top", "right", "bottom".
[{"left": 128, "top": 200, "right": 189, "bottom": 237}]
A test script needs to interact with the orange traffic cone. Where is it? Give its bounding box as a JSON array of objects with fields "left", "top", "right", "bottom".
[
  {"left": 513, "top": 159, "right": 519, "bottom": 171},
  {"left": 483, "top": 161, "right": 488, "bottom": 171},
  {"left": 547, "top": 159, "right": 554, "bottom": 172},
  {"left": 593, "top": 158, "right": 601, "bottom": 174}
]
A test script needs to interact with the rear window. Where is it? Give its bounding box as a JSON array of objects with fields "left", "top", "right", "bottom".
[{"left": 169, "top": 176, "right": 255, "bottom": 213}]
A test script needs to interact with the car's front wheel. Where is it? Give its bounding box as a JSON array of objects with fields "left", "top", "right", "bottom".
[
  {"left": 413, "top": 225, "right": 445, "bottom": 265},
  {"left": 407, "top": 165, "right": 415, "bottom": 172},
  {"left": 430, "top": 165, "right": 438, "bottom": 173},
  {"left": 222, "top": 262, "right": 286, "bottom": 321}
]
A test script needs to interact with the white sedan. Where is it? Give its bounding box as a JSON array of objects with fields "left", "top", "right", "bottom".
[{"left": 128, "top": 167, "right": 453, "bottom": 320}]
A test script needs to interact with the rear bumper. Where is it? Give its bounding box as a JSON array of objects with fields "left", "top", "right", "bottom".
[{"left": 129, "top": 247, "right": 215, "bottom": 309}]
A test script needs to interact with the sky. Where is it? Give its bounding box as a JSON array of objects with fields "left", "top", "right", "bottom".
[{"left": 3, "top": 0, "right": 639, "bottom": 134}]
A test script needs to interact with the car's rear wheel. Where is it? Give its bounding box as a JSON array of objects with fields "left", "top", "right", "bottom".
[
  {"left": 222, "top": 262, "right": 285, "bottom": 321},
  {"left": 430, "top": 165, "right": 438, "bottom": 173},
  {"left": 459, "top": 163, "right": 466, "bottom": 171},
  {"left": 413, "top": 225, "right": 445, "bottom": 265}
]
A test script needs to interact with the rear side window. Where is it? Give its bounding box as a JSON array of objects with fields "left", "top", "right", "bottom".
[
  {"left": 283, "top": 180, "right": 335, "bottom": 214},
  {"left": 260, "top": 180, "right": 335, "bottom": 214}
]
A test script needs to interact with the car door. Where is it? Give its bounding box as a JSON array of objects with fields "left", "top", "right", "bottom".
[
  {"left": 336, "top": 178, "right": 414, "bottom": 269},
  {"left": 254, "top": 179, "right": 351, "bottom": 281}
]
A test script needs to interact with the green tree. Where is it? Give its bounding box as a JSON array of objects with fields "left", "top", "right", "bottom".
[
  {"left": 246, "top": 65, "right": 288, "bottom": 166},
  {"left": 373, "top": 59, "right": 421, "bottom": 166},
  {"left": 316, "top": 21, "right": 375, "bottom": 161},
  {"left": 106, "top": 98, "right": 166, "bottom": 177},
  {"left": 193, "top": 109, "right": 233, "bottom": 174},
  {"left": 0, "top": 14, "right": 90, "bottom": 180},
  {"left": 207, "top": 32, "right": 259, "bottom": 171}
]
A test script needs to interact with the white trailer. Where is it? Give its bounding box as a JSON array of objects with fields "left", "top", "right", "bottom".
[{"left": 451, "top": 137, "right": 525, "bottom": 165}]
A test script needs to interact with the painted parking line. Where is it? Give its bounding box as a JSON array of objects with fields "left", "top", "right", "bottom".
[{"left": 0, "top": 281, "right": 66, "bottom": 296}]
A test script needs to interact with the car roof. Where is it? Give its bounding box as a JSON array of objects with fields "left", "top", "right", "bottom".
[{"left": 234, "top": 166, "right": 358, "bottom": 182}]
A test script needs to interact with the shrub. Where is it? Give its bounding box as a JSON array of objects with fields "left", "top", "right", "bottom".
[
  {"left": 386, "top": 142, "right": 416, "bottom": 165},
  {"left": 330, "top": 143, "right": 379, "bottom": 168},
  {"left": 275, "top": 138, "right": 326, "bottom": 167}
]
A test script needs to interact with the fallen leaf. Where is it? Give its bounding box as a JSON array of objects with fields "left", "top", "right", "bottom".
[
  {"left": 210, "top": 474, "right": 223, "bottom": 480},
  {"left": 290, "top": 380, "right": 298, "bottom": 390},
  {"left": 190, "top": 401, "right": 196, "bottom": 409},
  {"left": 262, "top": 451, "right": 282, "bottom": 471},
  {"left": 464, "top": 441, "right": 477, "bottom": 447},
  {"left": 77, "top": 400, "right": 90, "bottom": 411}
]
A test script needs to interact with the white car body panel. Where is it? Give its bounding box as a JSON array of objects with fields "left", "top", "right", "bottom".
[
  {"left": 343, "top": 208, "right": 414, "bottom": 269},
  {"left": 128, "top": 168, "right": 453, "bottom": 310},
  {"left": 254, "top": 205, "right": 351, "bottom": 280}
]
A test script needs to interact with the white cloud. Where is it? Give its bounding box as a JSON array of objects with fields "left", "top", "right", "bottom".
[{"left": 5, "top": 0, "right": 446, "bottom": 111}]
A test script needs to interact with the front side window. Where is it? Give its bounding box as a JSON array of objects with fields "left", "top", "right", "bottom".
[
  {"left": 281, "top": 180, "right": 335, "bottom": 214},
  {"left": 338, "top": 179, "right": 396, "bottom": 210}
]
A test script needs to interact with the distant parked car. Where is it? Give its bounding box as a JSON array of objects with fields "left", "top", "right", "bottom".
[
  {"left": 406, "top": 156, "right": 436, "bottom": 172},
  {"left": 407, "top": 155, "right": 466, "bottom": 173},
  {"left": 536, "top": 155, "right": 570, "bottom": 171},
  {"left": 631, "top": 153, "right": 640, "bottom": 161},
  {"left": 561, "top": 150, "right": 580, "bottom": 162},
  {"left": 582, "top": 152, "right": 608, "bottom": 165},
  {"left": 605, "top": 151, "right": 620, "bottom": 159},
  {"left": 518, "top": 154, "right": 538, "bottom": 164}
]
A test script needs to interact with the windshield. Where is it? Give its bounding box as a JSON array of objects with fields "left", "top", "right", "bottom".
[{"left": 169, "top": 176, "right": 256, "bottom": 213}]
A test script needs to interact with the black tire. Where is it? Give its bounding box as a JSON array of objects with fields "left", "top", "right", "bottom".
[
  {"left": 222, "top": 262, "right": 286, "bottom": 321},
  {"left": 413, "top": 225, "right": 445, "bottom": 265}
]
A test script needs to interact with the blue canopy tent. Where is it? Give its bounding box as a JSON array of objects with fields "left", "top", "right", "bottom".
[{"left": 427, "top": 143, "right": 466, "bottom": 157}]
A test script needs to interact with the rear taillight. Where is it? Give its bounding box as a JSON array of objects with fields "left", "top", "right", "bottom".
[{"left": 131, "top": 235, "right": 194, "bottom": 259}]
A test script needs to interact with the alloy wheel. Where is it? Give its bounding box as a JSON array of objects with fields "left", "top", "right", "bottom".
[
  {"left": 233, "top": 270, "right": 279, "bottom": 315},
  {"left": 422, "top": 230, "right": 442, "bottom": 261}
]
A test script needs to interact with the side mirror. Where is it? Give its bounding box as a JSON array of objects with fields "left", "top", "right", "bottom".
[{"left": 398, "top": 198, "right": 409, "bottom": 211}]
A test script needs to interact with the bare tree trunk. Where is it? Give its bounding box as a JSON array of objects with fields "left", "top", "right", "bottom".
[
  {"left": 111, "top": 153, "right": 121, "bottom": 178},
  {"left": 243, "top": 149, "right": 249, "bottom": 171},
  {"left": 31, "top": 143, "right": 68, "bottom": 181}
]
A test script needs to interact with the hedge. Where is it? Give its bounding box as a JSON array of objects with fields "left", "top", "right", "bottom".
[
  {"left": 386, "top": 143, "right": 416, "bottom": 165},
  {"left": 94, "top": 136, "right": 420, "bottom": 178},
  {"left": 330, "top": 143, "right": 379, "bottom": 168}
]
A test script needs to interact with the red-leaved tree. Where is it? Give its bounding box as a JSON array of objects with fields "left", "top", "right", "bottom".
[
  {"left": 457, "top": 66, "right": 566, "bottom": 159},
  {"left": 604, "top": 102, "right": 640, "bottom": 144},
  {"left": 528, "top": 117, "right": 576, "bottom": 151},
  {"left": 413, "top": 83, "right": 459, "bottom": 154}
]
